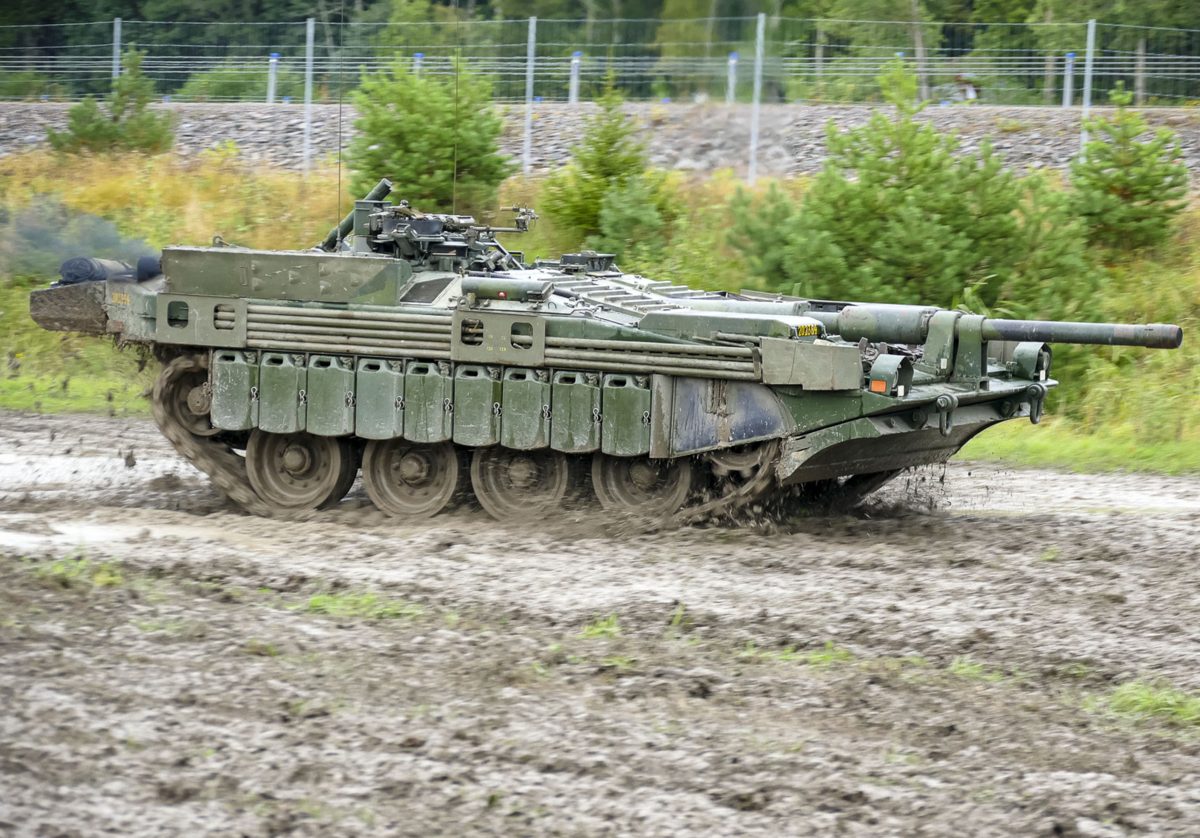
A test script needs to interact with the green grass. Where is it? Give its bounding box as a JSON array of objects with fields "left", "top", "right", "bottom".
[
  {"left": 1097, "top": 679, "right": 1200, "bottom": 727},
  {"left": 33, "top": 555, "right": 123, "bottom": 589},
  {"left": 961, "top": 418, "right": 1200, "bottom": 475},
  {"left": 948, "top": 655, "right": 1006, "bottom": 682},
  {"left": 579, "top": 614, "right": 621, "bottom": 639},
  {"left": 296, "top": 591, "right": 422, "bottom": 621},
  {"left": 742, "top": 640, "right": 855, "bottom": 667}
]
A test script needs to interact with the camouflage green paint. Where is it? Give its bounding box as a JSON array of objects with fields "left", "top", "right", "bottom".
[
  {"left": 501, "top": 368, "right": 551, "bottom": 450},
  {"left": 601, "top": 374, "right": 652, "bottom": 457},
  {"left": 354, "top": 359, "right": 405, "bottom": 440},
  {"left": 550, "top": 371, "right": 601, "bottom": 454},
  {"left": 211, "top": 350, "right": 259, "bottom": 431},
  {"left": 305, "top": 355, "right": 356, "bottom": 437},
  {"left": 403, "top": 361, "right": 454, "bottom": 443},
  {"left": 453, "top": 365, "right": 503, "bottom": 447},
  {"left": 257, "top": 353, "right": 307, "bottom": 434}
]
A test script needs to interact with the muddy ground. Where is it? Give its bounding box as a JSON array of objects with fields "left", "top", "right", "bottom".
[{"left": 2, "top": 411, "right": 1200, "bottom": 838}]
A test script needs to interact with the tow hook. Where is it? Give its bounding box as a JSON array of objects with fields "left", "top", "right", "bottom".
[
  {"left": 935, "top": 394, "right": 959, "bottom": 437},
  {"left": 1026, "top": 383, "right": 1048, "bottom": 425}
]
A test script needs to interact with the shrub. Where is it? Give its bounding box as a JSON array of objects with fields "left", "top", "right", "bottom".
[
  {"left": 728, "top": 60, "right": 1092, "bottom": 317},
  {"left": 46, "top": 51, "right": 173, "bottom": 154},
  {"left": 542, "top": 79, "right": 649, "bottom": 240},
  {"left": 177, "top": 61, "right": 304, "bottom": 103},
  {"left": 1070, "top": 83, "right": 1188, "bottom": 251},
  {"left": 347, "top": 58, "right": 512, "bottom": 214}
]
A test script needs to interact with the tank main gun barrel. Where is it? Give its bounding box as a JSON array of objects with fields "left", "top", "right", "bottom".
[
  {"left": 813, "top": 305, "right": 1183, "bottom": 350},
  {"left": 316, "top": 178, "right": 392, "bottom": 252},
  {"left": 979, "top": 319, "right": 1182, "bottom": 349}
]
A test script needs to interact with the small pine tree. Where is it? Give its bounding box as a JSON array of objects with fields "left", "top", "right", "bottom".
[
  {"left": 46, "top": 51, "right": 173, "bottom": 154},
  {"left": 728, "top": 60, "right": 1092, "bottom": 316},
  {"left": 589, "top": 176, "right": 664, "bottom": 262},
  {"left": 542, "top": 77, "right": 648, "bottom": 239},
  {"left": 348, "top": 59, "right": 513, "bottom": 213},
  {"left": 1070, "top": 83, "right": 1188, "bottom": 251}
]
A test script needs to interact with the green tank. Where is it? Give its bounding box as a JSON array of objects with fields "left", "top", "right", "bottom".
[{"left": 28, "top": 179, "right": 1184, "bottom": 520}]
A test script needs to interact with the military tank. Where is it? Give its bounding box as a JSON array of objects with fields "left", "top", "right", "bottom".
[{"left": 29, "top": 179, "right": 1183, "bottom": 520}]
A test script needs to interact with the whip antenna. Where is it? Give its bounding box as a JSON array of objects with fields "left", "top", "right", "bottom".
[
  {"left": 336, "top": 0, "right": 345, "bottom": 245},
  {"left": 452, "top": 0, "right": 461, "bottom": 215}
]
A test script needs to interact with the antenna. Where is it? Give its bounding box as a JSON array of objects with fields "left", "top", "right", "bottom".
[
  {"left": 336, "top": 0, "right": 346, "bottom": 246},
  {"left": 452, "top": 0, "right": 461, "bottom": 215}
]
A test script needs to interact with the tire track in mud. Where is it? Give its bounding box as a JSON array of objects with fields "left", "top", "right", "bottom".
[{"left": 3, "top": 411, "right": 1200, "bottom": 837}]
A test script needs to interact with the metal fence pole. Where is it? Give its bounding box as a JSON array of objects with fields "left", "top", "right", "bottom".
[
  {"left": 302, "top": 18, "right": 315, "bottom": 172},
  {"left": 523, "top": 16, "right": 537, "bottom": 176},
  {"left": 1080, "top": 19, "right": 1096, "bottom": 158},
  {"left": 413, "top": 52, "right": 424, "bottom": 77},
  {"left": 568, "top": 51, "right": 581, "bottom": 104},
  {"left": 747, "top": 13, "right": 765, "bottom": 185},
  {"left": 1062, "top": 52, "right": 1075, "bottom": 107},
  {"left": 815, "top": 27, "right": 825, "bottom": 99},
  {"left": 267, "top": 53, "right": 279, "bottom": 104},
  {"left": 112, "top": 18, "right": 122, "bottom": 80},
  {"left": 726, "top": 53, "right": 738, "bottom": 104}
]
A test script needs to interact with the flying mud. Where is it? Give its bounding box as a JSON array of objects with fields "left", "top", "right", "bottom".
[{"left": 3, "top": 410, "right": 1200, "bottom": 837}]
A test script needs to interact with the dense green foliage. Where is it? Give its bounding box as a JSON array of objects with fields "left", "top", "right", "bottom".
[
  {"left": 728, "top": 62, "right": 1093, "bottom": 318},
  {"left": 541, "top": 82, "right": 650, "bottom": 241},
  {"left": 177, "top": 60, "right": 304, "bottom": 103},
  {"left": 45, "top": 52, "right": 173, "bottom": 154},
  {"left": 1070, "top": 85, "right": 1188, "bottom": 251},
  {"left": 8, "top": 1, "right": 1200, "bottom": 106},
  {"left": 347, "top": 59, "right": 512, "bottom": 213}
]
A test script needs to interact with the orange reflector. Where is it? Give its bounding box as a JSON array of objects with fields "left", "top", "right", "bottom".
[{"left": 870, "top": 380, "right": 888, "bottom": 393}]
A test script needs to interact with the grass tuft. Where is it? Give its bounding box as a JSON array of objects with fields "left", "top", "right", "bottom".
[
  {"left": 1099, "top": 679, "right": 1200, "bottom": 727},
  {"left": 297, "top": 591, "right": 422, "bottom": 621},
  {"left": 579, "top": 614, "right": 621, "bottom": 639},
  {"left": 33, "top": 555, "right": 122, "bottom": 589}
]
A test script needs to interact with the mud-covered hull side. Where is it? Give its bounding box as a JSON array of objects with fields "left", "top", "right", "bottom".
[{"left": 775, "top": 401, "right": 1020, "bottom": 485}]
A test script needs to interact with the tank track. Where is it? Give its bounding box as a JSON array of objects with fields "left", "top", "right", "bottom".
[
  {"left": 153, "top": 353, "right": 276, "bottom": 518},
  {"left": 151, "top": 353, "right": 806, "bottom": 522}
]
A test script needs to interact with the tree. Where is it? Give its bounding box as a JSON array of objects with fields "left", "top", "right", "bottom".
[
  {"left": 46, "top": 50, "right": 174, "bottom": 154},
  {"left": 347, "top": 58, "right": 513, "bottom": 213},
  {"left": 1070, "top": 83, "right": 1188, "bottom": 250},
  {"left": 541, "top": 78, "right": 648, "bottom": 239},
  {"left": 728, "top": 60, "right": 1092, "bottom": 315}
]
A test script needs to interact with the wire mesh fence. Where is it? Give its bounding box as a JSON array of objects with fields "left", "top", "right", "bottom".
[{"left": 3, "top": 16, "right": 1200, "bottom": 106}]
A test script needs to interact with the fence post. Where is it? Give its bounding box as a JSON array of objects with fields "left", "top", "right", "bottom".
[
  {"left": 1134, "top": 37, "right": 1146, "bottom": 105},
  {"left": 815, "top": 26, "right": 825, "bottom": 99},
  {"left": 748, "top": 12, "right": 765, "bottom": 185},
  {"left": 1062, "top": 52, "right": 1075, "bottom": 107},
  {"left": 1043, "top": 52, "right": 1055, "bottom": 105},
  {"left": 267, "top": 53, "right": 280, "bottom": 104},
  {"left": 112, "top": 18, "right": 122, "bottom": 80},
  {"left": 569, "top": 51, "right": 582, "bottom": 104},
  {"left": 523, "top": 17, "right": 537, "bottom": 176},
  {"left": 1080, "top": 19, "right": 1096, "bottom": 159},
  {"left": 910, "top": 0, "right": 929, "bottom": 100},
  {"left": 302, "top": 18, "right": 315, "bottom": 172},
  {"left": 726, "top": 53, "right": 738, "bottom": 104},
  {"left": 413, "top": 53, "right": 424, "bottom": 77}
]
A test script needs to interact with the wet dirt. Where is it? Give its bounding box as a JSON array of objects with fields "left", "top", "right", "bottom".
[{"left": 2, "top": 411, "right": 1200, "bottom": 837}]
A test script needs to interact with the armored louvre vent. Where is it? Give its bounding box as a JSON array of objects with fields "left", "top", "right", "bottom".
[
  {"left": 551, "top": 278, "right": 679, "bottom": 315},
  {"left": 243, "top": 304, "right": 454, "bottom": 360}
]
